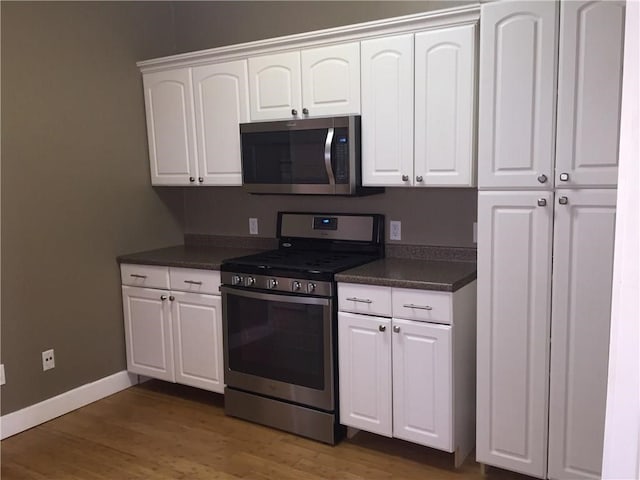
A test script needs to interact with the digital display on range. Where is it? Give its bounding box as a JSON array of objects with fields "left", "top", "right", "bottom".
[{"left": 313, "top": 217, "right": 338, "bottom": 230}]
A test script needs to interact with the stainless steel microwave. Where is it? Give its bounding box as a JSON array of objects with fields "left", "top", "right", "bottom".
[{"left": 239, "top": 115, "right": 382, "bottom": 196}]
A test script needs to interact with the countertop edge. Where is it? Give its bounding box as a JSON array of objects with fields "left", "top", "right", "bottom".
[{"left": 334, "top": 272, "right": 477, "bottom": 292}]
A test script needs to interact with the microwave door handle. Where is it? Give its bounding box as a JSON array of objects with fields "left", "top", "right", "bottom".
[{"left": 324, "top": 127, "right": 336, "bottom": 185}]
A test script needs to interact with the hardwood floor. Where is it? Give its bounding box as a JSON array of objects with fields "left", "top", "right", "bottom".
[{"left": 1, "top": 381, "right": 533, "bottom": 479}]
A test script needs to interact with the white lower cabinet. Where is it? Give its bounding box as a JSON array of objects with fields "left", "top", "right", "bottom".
[
  {"left": 338, "top": 312, "right": 392, "bottom": 437},
  {"left": 338, "top": 281, "right": 476, "bottom": 466},
  {"left": 122, "top": 286, "right": 175, "bottom": 382},
  {"left": 121, "top": 265, "right": 224, "bottom": 394}
]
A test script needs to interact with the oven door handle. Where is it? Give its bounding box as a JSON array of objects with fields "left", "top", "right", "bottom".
[
  {"left": 324, "top": 127, "right": 336, "bottom": 186},
  {"left": 220, "top": 285, "right": 331, "bottom": 307}
]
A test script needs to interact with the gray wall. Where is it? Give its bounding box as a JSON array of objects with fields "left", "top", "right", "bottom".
[
  {"left": 1, "top": 2, "right": 184, "bottom": 415},
  {"left": 172, "top": 1, "right": 478, "bottom": 247}
]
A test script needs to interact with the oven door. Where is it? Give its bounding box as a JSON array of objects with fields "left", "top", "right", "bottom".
[{"left": 221, "top": 286, "right": 334, "bottom": 411}]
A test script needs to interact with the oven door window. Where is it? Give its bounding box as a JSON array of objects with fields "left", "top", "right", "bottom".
[
  {"left": 241, "top": 129, "right": 330, "bottom": 185},
  {"left": 225, "top": 292, "right": 327, "bottom": 390}
]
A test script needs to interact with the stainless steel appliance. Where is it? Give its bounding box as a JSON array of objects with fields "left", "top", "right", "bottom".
[
  {"left": 221, "top": 212, "right": 384, "bottom": 444},
  {"left": 239, "top": 116, "right": 383, "bottom": 196}
]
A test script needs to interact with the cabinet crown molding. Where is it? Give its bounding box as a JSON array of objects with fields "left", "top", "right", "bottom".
[{"left": 137, "top": 4, "right": 480, "bottom": 73}]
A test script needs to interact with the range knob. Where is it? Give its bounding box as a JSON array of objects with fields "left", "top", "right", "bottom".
[
  {"left": 292, "top": 281, "right": 301, "bottom": 292},
  {"left": 307, "top": 282, "right": 317, "bottom": 293},
  {"left": 268, "top": 278, "right": 278, "bottom": 289},
  {"left": 232, "top": 275, "right": 243, "bottom": 286},
  {"left": 244, "top": 276, "right": 256, "bottom": 287}
]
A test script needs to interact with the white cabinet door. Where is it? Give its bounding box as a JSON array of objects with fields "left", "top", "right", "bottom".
[
  {"left": 476, "top": 191, "right": 553, "bottom": 478},
  {"left": 171, "top": 291, "right": 224, "bottom": 393},
  {"left": 555, "top": 1, "right": 625, "bottom": 188},
  {"left": 122, "top": 286, "right": 174, "bottom": 382},
  {"left": 415, "top": 24, "right": 476, "bottom": 187},
  {"left": 143, "top": 68, "right": 197, "bottom": 186},
  {"left": 301, "top": 42, "right": 360, "bottom": 117},
  {"left": 248, "top": 51, "right": 301, "bottom": 121},
  {"left": 338, "top": 312, "right": 392, "bottom": 437},
  {"left": 548, "top": 190, "right": 617, "bottom": 480},
  {"left": 478, "top": 1, "right": 558, "bottom": 189},
  {"left": 360, "top": 34, "right": 414, "bottom": 187},
  {"left": 392, "top": 318, "right": 452, "bottom": 450},
  {"left": 192, "top": 60, "right": 249, "bottom": 186}
]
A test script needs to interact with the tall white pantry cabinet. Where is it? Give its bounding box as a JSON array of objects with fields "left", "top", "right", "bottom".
[{"left": 476, "top": 1, "right": 624, "bottom": 480}]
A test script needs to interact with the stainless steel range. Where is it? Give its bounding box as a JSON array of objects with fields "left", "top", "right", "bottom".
[{"left": 220, "top": 212, "right": 384, "bottom": 444}]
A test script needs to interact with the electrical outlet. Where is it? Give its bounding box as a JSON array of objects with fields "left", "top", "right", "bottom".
[
  {"left": 0, "top": 364, "right": 5, "bottom": 386},
  {"left": 42, "top": 349, "right": 55, "bottom": 371},
  {"left": 390, "top": 220, "right": 401, "bottom": 241},
  {"left": 249, "top": 218, "right": 259, "bottom": 235},
  {"left": 473, "top": 222, "right": 477, "bottom": 244}
]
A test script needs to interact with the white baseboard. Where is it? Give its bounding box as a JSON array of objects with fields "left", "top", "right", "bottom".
[{"left": 0, "top": 370, "right": 138, "bottom": 440}]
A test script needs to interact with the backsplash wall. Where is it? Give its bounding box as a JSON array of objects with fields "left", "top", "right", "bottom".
[{"left": 183, "top": 187, "right": 477, "bottom": 248}]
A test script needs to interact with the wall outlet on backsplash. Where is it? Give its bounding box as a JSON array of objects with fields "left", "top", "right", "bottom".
[
  {"left": 249, "top": 218, "right": 259, "bottom": 235},
  {"left": 390, "top": 220, "right": 401, "bottom": 241}
]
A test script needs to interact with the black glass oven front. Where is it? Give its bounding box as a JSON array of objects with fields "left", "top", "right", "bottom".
[{"left": 221, "top": 286, "right": 334, "bottom": 411}]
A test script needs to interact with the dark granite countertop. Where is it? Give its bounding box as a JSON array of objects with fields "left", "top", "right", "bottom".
[
  {"left": 116, "top": 245, "right": 266, "bottom": 271},
  {"left": 335, "top": 257, "right": 477, "bottom": 292}
]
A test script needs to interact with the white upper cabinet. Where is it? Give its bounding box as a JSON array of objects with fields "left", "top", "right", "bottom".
[
  {"left": 478, "top": 1, "right": 559, "bottom": 189},
  {"left": 192, "top": 60, "right": 249, "bottom": 186},
  {"left": 361, "top": 34, "right": 414, "bottom": 187},
  {"left": 547, "top": 189, "right": 617, "bottom": 480},
  {"left": 248, "top": 42, "right": 360, "bottom": 121},
  {"left": 415, "top": 24, "right": 476, "bottom": 187},
  {"left": 301, "top": 43, "right": 361, "bottom": 117},
  {"left": 476, "top": 191, "right": 554, "bottom": 478},
  {"left": 555, "top": 1, "right": 625, "bottom": 188},
  {"left": 143, "top": 68, "right": 197, "bottom": 186},
  {"left": 361, "top": 25, "right": 477, "bottom": 188},
  {"left": 248, "top": 51, "right": 302, "bottom": 121}
]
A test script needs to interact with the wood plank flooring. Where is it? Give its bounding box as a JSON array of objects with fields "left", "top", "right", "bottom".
[{"left": 1, "top": 381, "right": 534, "bottom": 479}]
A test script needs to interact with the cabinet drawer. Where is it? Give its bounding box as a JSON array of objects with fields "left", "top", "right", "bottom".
[
  {"left": 170, "top": 267, "right": 221, "bottom": 295},
  {"left": 392, "top": 288, "right": 452, "bottom": 324},
  {"left": 121, "top": 264, "right": 170, "bottom": 289},
  {"left": 338, "top": 283, "right": 392, "bottom": 317}
]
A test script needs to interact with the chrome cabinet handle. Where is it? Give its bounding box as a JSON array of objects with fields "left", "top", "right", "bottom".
[
  {"left": 402, "top": 303, "right": 433, "bottom": 310},
  {"left": 379, "top": 325, "right": 386, "bottom": 332},
  {"left": 559, "top": 173, "right": 570, "bottom": 182},
  {"left": 169, "top": 296, "right": 175, "bottom": 301},
  {"left": 393, "top": 325, "right": 400, "bottom": 333},
  {"left": 416, "top": 176, "right": 424, "bottom": 182},
  {"left": 402, "top": 175, "right": 409, "bottom": 182},
  {"left": 189, "top": 177, "right": 195, "bottom": 183},
  {"left": 302, "top": 108, "right": 309, "bottom": 115},
  {"left": 346, "top": 297, "right": 372, "bottom": 304},
  {"left": 130, "top": 274, "right": 147, "bottom": 279},
  {"left": 160, "top": 295, "right": 167, "bottom": 301},
  {"left": 559, "top": 196, "right": 569, "bottom": 205},
  {"left": 291, "top": 109, "right": 298, "bottom": 116},
  {"left": 184, "top": 280, "right": 203, "bottom": 285},
  {"left": 538, "top": 198, "right": 547, "bottom": 207},
  {"left": 198, "top": 177, "right": 203, "bottom": 183},
  {"left": 537, "top": 174, "right": 548, "bottom": 183}
]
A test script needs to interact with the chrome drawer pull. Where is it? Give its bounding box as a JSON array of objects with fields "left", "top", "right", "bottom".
[
  {"left": 403, "top": 303, "right": 433, "bottom": 310},
  {"left": 130, "top": 274, "right": 147, "bottom": 279},
  {"left": 346, "top": 297, "right": 372, "bottom": 304},
  {"left": 184, "top": 280, "right": 203, "bottom": 285}
]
